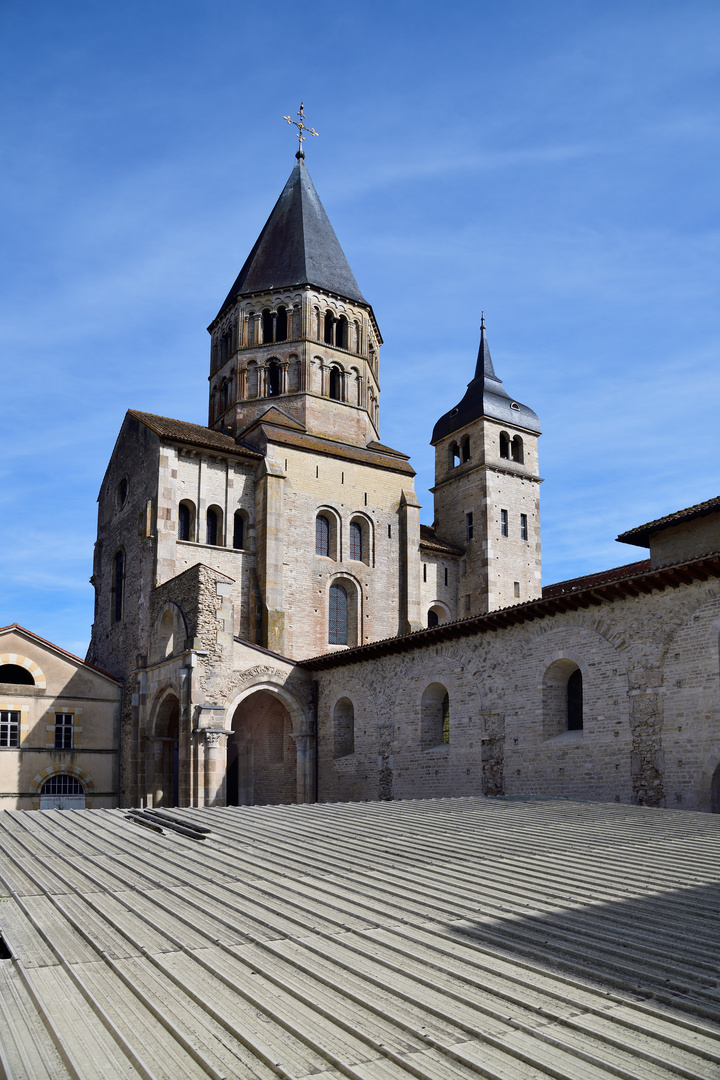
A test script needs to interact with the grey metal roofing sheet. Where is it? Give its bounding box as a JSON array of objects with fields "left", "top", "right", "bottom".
[{"left": 1, "top": 797, "right": 719, "bottom": 1079}]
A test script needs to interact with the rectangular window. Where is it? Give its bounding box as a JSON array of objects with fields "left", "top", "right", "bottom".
[
  {"left": 423, "top": 563, "right": 427, "bottom": 582},
  {"left": 444, "top": 566, "right": 448, "bottom": 586},
  {"left": 500, "top": 509, "right": 508, "bottom": 537},
  {"left": 54, "top": 713, "right": 73, "bottom": 750},
  {"left": 0, "top": 711, "right": 20, "bottom": 748},
  {"left": 466, "top": 512, "right": 474, "bottom": 540},
  {"left": 514, "top": 581, "right": 520, "bottom": 598},
  {"left": 520, "top": 514, "right": 528, "bottom": 541}
]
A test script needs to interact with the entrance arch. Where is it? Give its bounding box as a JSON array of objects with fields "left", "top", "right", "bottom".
[
  {"left": 227, "top": 690, "right": 297, "bottom": 806},
  {"left": 148, "top": 693, "right": 179, "bottom": 807}
]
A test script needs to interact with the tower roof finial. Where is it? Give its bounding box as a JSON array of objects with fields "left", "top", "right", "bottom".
[
  {"left": 480, "top": 310, "right": 485, "bottom": 331},
  {"left": 283, "top": 102, "right": 319, "bottom": 160}
]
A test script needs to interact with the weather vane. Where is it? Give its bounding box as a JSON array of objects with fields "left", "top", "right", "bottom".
[{"left": 283, "top": 102, "right": 319, "bottom": 159}]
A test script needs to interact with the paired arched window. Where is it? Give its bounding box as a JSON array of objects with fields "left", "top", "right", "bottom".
[
  {"left": 316, "top": 514, "right": 330, "bottom": 557},
  {"left": 329, "top": 583, "right": 348, "bottom": 645},
  {"left": 233, "top": 511, "right": 245, "bottom": 550},
  {"left": 349, "top": 521, "right": 362, "bottom": 561},
  {"left": 112, "top": 550, "right": 124, "bottom": 624},
  {"left": 461, "top": 436, "right": 471, "bottom": 462},
  {"left": 206, "top": 506, "right": 223, "bottom": 546},
  {"left": 333, "top": 697, "right": 355, "bottom": 757},
  {"left": 421, "top": 683, "right": 450, "bottom": 749},
  {"left": 178, "top": 500, "right": 195, "bottom": 542},
  {"left": 449, "top": 442, "right": 461, "bottom": 468},
  {"left": 329, "top": 366, "right": 343, "bottom": 400},
  {"left": 500, "top": 432, "right": 510, "bottom": 459},
  {"left": 261, "top": 307, "right": 288, "bottom": 344}
]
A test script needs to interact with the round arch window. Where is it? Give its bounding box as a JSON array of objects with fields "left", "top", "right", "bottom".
[{"left": 40, "top": 775, "right": 86, "bottom": 810}]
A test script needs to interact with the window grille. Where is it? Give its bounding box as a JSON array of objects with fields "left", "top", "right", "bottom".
[
  {"left": 41, "top": 776, "right": 84, "bottom": 796},
  {"left": 316, "top": 515, "right": 330, "bottom": 557},
  {"left": 0, "top": 711, "right": 20, "bottom": 748},
  {"left": 329, "top": 584, "right": 348, "bottom": 645},
  {"left": 349, "top": 522, "right": 362, "bottom": 561},
  {"left": 55, "top": 713, "right": 73, "bottom": 750}
]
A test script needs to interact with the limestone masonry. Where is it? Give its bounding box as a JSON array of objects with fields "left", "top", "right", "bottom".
[{"left": 51, "top": 154, "right": 719, "bottom": 815}]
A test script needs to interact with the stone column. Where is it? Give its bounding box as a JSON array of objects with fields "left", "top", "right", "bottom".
[
  {"left": 255, "top": 458, "right": 287, "bottom": 653},
  {"left": 293, "top": 720, "right": 316, "bottom": 804},
  {"left": 280, "top": 362, "right": 289, "bottom": 394},
  {"left": 399, "top": 488, "right": 423, "bottom": 633},
  {"left": 202, "top": 729, "right": 228, "bottom": 806}
]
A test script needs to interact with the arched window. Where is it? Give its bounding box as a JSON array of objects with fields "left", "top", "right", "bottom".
[
  {"left": 427, "top": 609, "right": 439, "bottom": 628},
  {"left": 421, "top": 683, "right": 450, "bottom": 749},
  {"left": 116, "top": 477, "right": 128, "bottom": 509},
  {"left": 349, "top": 521, "right": 362, "bottom": 561},
  {"left": 500, "top": 432, "right": 510, "bottom": 459},
  {"left": 324, "top": 311, "right": 335, "bottom": 344},
  {"left": 449, "top": 443, "right": 460, "bottom": 468},
  {"left": 276, "top": 306, "right": 287, "bottom": 342},
  {"left": 336, "top": 315, "right": 348, "bottom": 349},
  {"left": 178, "top": 500, "right": 194, "bottom": 542},
  {"left": 329, "top": 367, "right": 342, "bottom": 400},
  {"left": 0, "top": 664, "right": 34, "bottom": 685},
  {"left": 567, "top": 669, "right": 583, "bottom": 731},
  {"left": 267, "top": 361, "right": 280, "bottom": 396},
  {"left": 461, "top": 436, "right": 471, "bottom": 462},
  {"left": 262, "top": 308, "right": 273, "bottom": 344},
  {"left": 221, "top": 379, "right": 230, "bottom": 412},
  {"left": 112, "top": 550, "right": 124, "bottom": 624},
  {"left": 329, "top": 584, "right": 348, "bottom": 645},
  {"left": 40, "top": 774, "right": 85, "bottom": 810},
  {"left": 316, "top": 514, "right": 330, "bottom": 557},
  {"left": 233, "top": 511, "right": 245, "bottom": 550},
  {"left": 512, "top": 435, "right": 524, "bottom": 463},
  {"left": 158, "top": 609, "right": 175, "bottom": 659},
  {"left": 334, "top": 697, "right": 355, "bottom": 757},
  {"left": 206, "top": 507, "right": 219, "bottom": 546}
]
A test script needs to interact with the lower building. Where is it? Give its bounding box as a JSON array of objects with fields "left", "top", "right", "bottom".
[{"left": 0, "top": 625, "right": 121, "bottom": 810}]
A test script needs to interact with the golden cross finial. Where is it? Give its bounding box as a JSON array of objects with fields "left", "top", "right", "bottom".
[{"left": 283, "top": 102, "right": 319, "bottom": 159}]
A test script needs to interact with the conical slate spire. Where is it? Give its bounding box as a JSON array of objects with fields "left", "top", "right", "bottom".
[
  {"left": 431, "top": 318, "right": 541, "bottom": 444},
  {"left": 216, "top": 160, "right": 366, "bottom": 320}
]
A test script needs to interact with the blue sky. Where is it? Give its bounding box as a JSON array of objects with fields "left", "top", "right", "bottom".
[{"left": 1, "top": 0, "right": 719, "bottom": 656}]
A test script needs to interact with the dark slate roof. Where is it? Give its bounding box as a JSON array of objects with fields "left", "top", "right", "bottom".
[
  {"left": 216, "top": 160, "right": 366, "bottom": 320},
  {"left": 617, "top": 495, "right": 720, "bottom": 548},
  {"left": 431, "top": 320, "right": 541, "bottom": 444},
  {"left": 419, "top": 524, "right": 465, "bottom": 556},
  {"left": 128, "top": 411, "right": 262, "bottom": 459}
]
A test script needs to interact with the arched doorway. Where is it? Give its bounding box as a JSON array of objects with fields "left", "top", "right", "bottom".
[
  {"left": 148, "top": 694, "right": 179, "bottom": 807},
  {"left": 712, "top": 764, "right": 720, "bottom": 814},
  {"left": 227, "top": 690, "right": 296, "bottom": 806}
]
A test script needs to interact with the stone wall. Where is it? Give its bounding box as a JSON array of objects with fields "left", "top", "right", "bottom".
[{"left": 312, "top": 573, "right": 720, "bottom": 812}]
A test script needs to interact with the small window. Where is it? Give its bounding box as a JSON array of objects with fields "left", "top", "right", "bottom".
[
  {"left": 512, "top": 435, "right": 524, "bottom": 464},
  {"left": 0, "top": 711, "right": 20, "bottom": 748},
  {"left": 324, "top": 311, "right": 334, "bottom": 344},
  {"left": 206, "top": 508, "right": 218, "bottom": 546},
  {"left": 116, "top": 477, "right": 128, "bottom": 509},
  {"left": 421, "top": 683, "right": 450, "bottom": 749},
  {"left": 0, "top": 664, "right": 34, "bottom": 685},
  {"left": 444, "top": 566, "right": 448, "bottom": 586},
  {"left": 520, "top": 514, "right": 528, "bottom": 541},
  {"left": 329, "top": 583, "right": 348, "bottom": 645},
  {"left": 233, "top": 511, "right": 245, "bottom": 550},
  {"left": 276, "top": 306, "right": 287, "bottom": 342},
  {"left": 449, "top": 443, "right": 461, "bottom": 468},
  {"left": 461, "top": 436, "right": 471, "bottom": 462},
  {"left": 316, "top": 515, "right": 330, "bottom": 557},
  {"left": 466, "top": 512, "right": 474, "bottom": 540},
  {"left": 499, "top": 432, "right": 510, "bottom": 459},
  {"left": 267, "top": 361, "right": 281, "bottom": 397},
  {"left": 40, "top": 774, "right": 85, "bottom": 810},
  {"left": 500, "top": 510, "right": 508, "bottom": 537},
  {"left": 112, "top": 550, "right": 124, "bottom": 623},
  {"left": 329, "top": 367, "right": 342, "bottom": 400},
  {"left": 262, "top": 308, "right": 273, "bottom": 344},
  {"left": 423, "top": 563, "right": 427, "bottom": 583},
  {"left": 427, "top": 609, "right": 439, "bottom": 628},
  {"left": 178, "top": 502, "right": 192, "bottom": 542},
  {"left": 54, "top": 713, "right": 73, "bottom": 750},
  {"left": 567, "top": 669, "right": 583, "bottom": 731},
  {"left": 513, "top": 581, "right": 520, "bottom": 598},
  {"left": 349, "top": 522, "right": 362, "bottom": 561},
  {"left": 442, "top": 692, "right": 450, "bottom": 744},
  {"left": 336, "top": 315, "right": 348, "bottom": 349}
]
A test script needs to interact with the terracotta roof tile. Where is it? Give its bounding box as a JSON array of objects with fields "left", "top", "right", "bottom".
[
  {"left": 129, "top": 411, "right": 262, "bottom": 459},
  {"left": 617, "top": 495, "right": 720, "bottom": 547}
]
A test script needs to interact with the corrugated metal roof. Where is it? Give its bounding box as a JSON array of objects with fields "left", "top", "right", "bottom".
[{"left": 1, "top": 797, "right": 719, "bottom": 1080}]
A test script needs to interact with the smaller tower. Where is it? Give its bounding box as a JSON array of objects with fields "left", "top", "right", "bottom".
[{"left": 431, "top": 318, "right": 541, "bottom": 614}]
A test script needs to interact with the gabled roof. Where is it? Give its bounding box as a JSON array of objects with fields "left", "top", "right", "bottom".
[
  {"left": 245, "top": 417, "right": 416, "bottom": 476},
  {"left": 617, "top": 495, "right": 720, "bottom": 548},
  {"left": 419, "top": 524, "right": 465, "bottom": 556},
  {"left": 432, "top": 319, "right": 541, "bottom": 443},
  {"left": 215, "top": 159, "right": 367, "bottom": 320},
  {"left": 128, "top": 411, "right": 262, "bottom": 459},
  {"left": 0, "top": 624, "right": 121, "bottom": 683}
]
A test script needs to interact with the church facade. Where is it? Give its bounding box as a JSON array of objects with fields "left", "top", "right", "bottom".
[{"left": 86, "top": 154, "right": 720, "bottom": 814}]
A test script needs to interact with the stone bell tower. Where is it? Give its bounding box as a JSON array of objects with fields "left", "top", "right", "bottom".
[
  {"left": 207, "top": 154, "right": 382, "bottom": 449},
  {"left": 431, "top": 317, "right": 542, "bottom": 614}
]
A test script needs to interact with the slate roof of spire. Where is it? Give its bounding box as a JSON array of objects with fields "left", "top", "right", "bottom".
[
  {"left": 432, "top": 320, "right": 541, "bottom": 443},
  {"left": 215, "top": 159, "right": 367, "bottom": 321}
]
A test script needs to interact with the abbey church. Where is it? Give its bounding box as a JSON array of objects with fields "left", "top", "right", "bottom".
[{"left": 77, "top": 152, "right": 720, "bottom": 815}]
